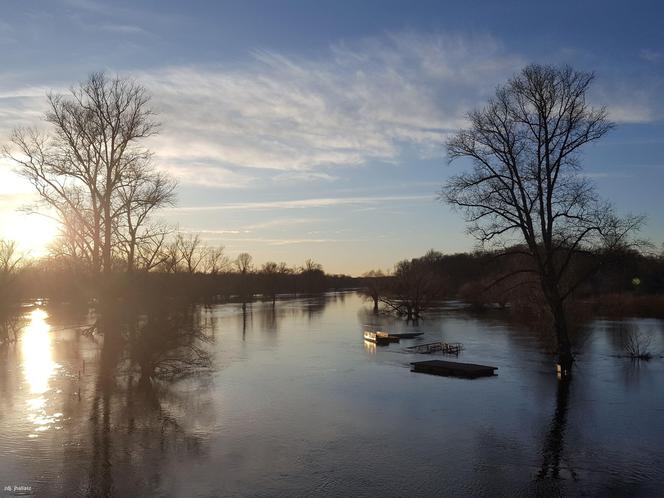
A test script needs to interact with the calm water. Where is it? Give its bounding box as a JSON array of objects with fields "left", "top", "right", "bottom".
[{"left": 1, "top": 292, "right": 663, "bottom": 497}]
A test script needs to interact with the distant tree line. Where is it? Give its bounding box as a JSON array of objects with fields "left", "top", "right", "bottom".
[
  {"left": 362, "top": 245, "right": 664, "bottom": 321},
  {"left": 1, "top": 250, "right": 355, "bottom": 306}
]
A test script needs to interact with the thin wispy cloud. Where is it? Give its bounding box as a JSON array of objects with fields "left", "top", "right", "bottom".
[
  {"left": 61, "top": 0, "right": 174, "bottom": 25},
  {"left": 202, "top": 236, "right": 356, "bottom": 246},
  {"left": 141, "top": 32, "right": 524, "bottom": 176},
  {"left": 272, "top": 171, "right": 338, "bottom": 183},
  {"left": 0, "top": 20, "right": 16, "bottom": 44},
  {"left": 640, "top": 48, "right": 662, "bottom": 63},
  {"left": 135, "top": 33, "right": 663, "bottom": 184},
  {"left": 581, "top": 171, "right": 633, "bottom": 179},
  {"left": 246, "top": 218, "right": 323, "bottom": 230},
  {"left": 159, "top": 161, "right": 255, "bottom": 189},
  {"left": 98, "top": 24, "right": 151, "bottom": 36},
  {"left": 167, "top": 194, "right": 433, "bottom": 212},
  {"left": 2, "top": 31, "right": 662, "bottom": 190}
]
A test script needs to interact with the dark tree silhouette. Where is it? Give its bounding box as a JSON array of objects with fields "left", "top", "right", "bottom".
[
  {"left": 235, "top": 252, "right": 253, "bottom": 274},
  {"left": 6, "top": 72, "right": 163, "bottom": 275},
  {"left": 177, "top": 233, "right": 204, "bottom": 273},
  {"left": 115, "top": 163, "right": 176, "bottom": 272},
  {"left": 444, "top": 64, "right": 642, "bottom": 373},
  {"left": 260, "top": 261, "right": 281, "bottom": 305},
  {"left": 381, "top": 252, "right": 442, "bottom": 321},
  {"left": 361, "top": 269, "right": 386, "bottom": 314},
  {"left": 201, "top": 246, "right": 230, "bottom": 275},
  {"left": 235, "top": 252, "right": 254, "bottom": 305},
  {"left": 300, "top": 259, "right": 325, "bottom": 293}
]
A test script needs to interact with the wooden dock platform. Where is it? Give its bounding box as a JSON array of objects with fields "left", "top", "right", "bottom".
[
  {"left": 410, "top": 360, "right": 497, "bottom": 379},
  {"left": 388, "top": 332, "right": 424, "bottom": 339}
]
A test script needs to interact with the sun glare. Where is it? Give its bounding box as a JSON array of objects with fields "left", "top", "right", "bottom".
[
  {"left": 21, "top": 308, "right": 56, "bottom": 395},
  {"left": 3, "top": 213, "right": 59, "bottom": 257},
  {"left": 20, "top": 308, "right": 63, "bottom": 437}
]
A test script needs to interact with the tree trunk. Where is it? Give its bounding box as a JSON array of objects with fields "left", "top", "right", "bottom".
[
  {"left": 542, "top": 277, "right": 574, "bottom": 375},
  {"left": 127, "top": 237, "right": 135, "bottom": 273},
  {"left": 551, "top": 299, "right": 573, "bottom": 376},
  {"left": 372, "top": 295, "right": 379, "bottom": 314},
  {"left": 103, "top": 201, "right": 112, "bottom": 275},
  {"left": 93, "top": 213, "right": 101, "bottom": 273}
]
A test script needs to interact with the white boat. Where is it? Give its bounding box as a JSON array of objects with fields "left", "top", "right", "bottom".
[{"left": 363, "top": 330, "right": 391, "bottom": 345}]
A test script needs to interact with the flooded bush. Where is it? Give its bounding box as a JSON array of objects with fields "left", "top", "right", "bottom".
[{"left": 619, "top": 324, "right": 654, "bottom": 360}]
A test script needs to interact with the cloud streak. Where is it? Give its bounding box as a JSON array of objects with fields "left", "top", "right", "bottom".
[
  {"left": 166, "top": 194, "right": 434, "bottom": 212},
  {"left": 140, "top": 32, "right": 524, "bottom": 179},
  {"left": 1, "top": 30, "right": 662, "bottom": 192}
]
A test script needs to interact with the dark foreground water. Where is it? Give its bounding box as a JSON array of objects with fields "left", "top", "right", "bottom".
[{"left": 1, "top": 292, "right": 663, "bottom": 497}]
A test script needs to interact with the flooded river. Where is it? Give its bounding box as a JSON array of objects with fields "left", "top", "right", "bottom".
[{"left": 1, "top": 292, "right": 663, "bottom": 497}]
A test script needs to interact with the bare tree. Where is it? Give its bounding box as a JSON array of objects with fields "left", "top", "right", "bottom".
[
  {"left": 200, "top": 246, "right": 230, "bottom": 275},
  {"left": 300, "top": 258, "right": 325, "bottom": 293},
  {"left": 235, "top": 252, "right": 253, "bottom": 274},
  {"left": 133, "top": 223, "right": 172, "bottom": 271},
  {"left": 177, "top": 233, "right": 204, "bottom": 273},
  {"left": 47, "top": 198, "right": 96, "bottom": 268},
  {"left": 361, "top": 269, "right": 386, "bottom": 314},
  {"left": 302, "top": 258, "right": 323, "bottom": 272},
  {"left": 618, "top": 323, "right": 654, "bottom": 360},
  {"left": 5, "top": 72, "right": 160, "bottom": 274},
  {"left": 234, "top": 252, "right": 254, "bottom": 305},
  {"left": 115, "top": 162, "right": 176, "bottom": 272},
  {"left": 444, "top": 64, "right": 643, "bottom": 372},
  {"left": 276, "top": 262, "right": 291, "bottom": 274},
  {"left": 7, "top": 129, "right": 101, "bottom": 269},
  {"left": 260, "top": 261, "right": 282, "bottom": 305},
  {"left": 160, "top": 237, "right": 183, "bottom": 273},
  {"left": 0, "top": 241, "right": 25, "bottom": 304},
  {"left": 381, "top": 254, "right": 441, "bottom": 321}
]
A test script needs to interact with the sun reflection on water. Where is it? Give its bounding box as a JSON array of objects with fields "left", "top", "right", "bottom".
[
  {"left": 363, "top": 340, "right": 377, "bottom": 355},
  {"left": 20, "top": 308, "right": 62, "bottom": 436}
]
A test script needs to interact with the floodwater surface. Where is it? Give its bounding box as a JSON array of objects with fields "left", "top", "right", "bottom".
[{"left": 1, "top": 292, "right": 663, "bottom": 497}]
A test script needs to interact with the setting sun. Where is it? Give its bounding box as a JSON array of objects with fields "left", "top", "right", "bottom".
[{"left": 2, "top": 213, "right": 59, "bottom": 257}]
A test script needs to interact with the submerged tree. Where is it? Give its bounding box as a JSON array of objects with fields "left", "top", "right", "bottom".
[
  {"left": 444, "top": 64, "right": 642, "bottom": 372},
  {"left": 360, "top": 269, "right": 386, "bottom": 314},
  {"left": 300, "top": 258, "right": 325, "bottom": 293},
  {"left": 260, "top": 261, "right": 292, "bottom": 304},
  {"left": 381, "top": 252, "right": 441, "bottom": 322},
  {"left": 260, "top": 261, "right": 283, "bottom": 305},
  {"left": 235, "top": 252, "right": 254, "bottom": 305}
]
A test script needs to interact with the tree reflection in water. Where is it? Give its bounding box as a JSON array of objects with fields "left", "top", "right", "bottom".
[
  {"left": 241, "top": 303, "right": 250, "bottom": 340},
  {"left": 85, "top": 298, "right": 213, "bottom": 496},
  {"left": 538, "top": 378, "right": 577, "bottom": 481}
]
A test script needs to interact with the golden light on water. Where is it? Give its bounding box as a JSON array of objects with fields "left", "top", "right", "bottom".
[
  {"left": 20, "top": 308, "right": 62, "bottom": 436},
  {"left": 21, "top": 309, "right": 55, "bottom": 394}
]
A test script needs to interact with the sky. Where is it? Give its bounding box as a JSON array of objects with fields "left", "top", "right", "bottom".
[{"left": 0, "top": 0, "right": 662, "bottom": 274}]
